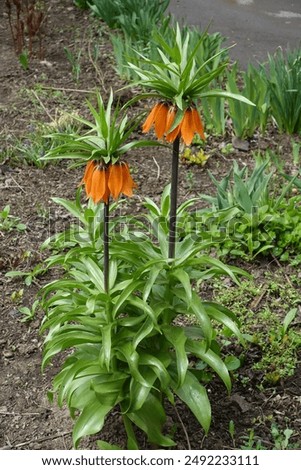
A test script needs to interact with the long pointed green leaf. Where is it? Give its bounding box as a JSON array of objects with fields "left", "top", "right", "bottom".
[
  {"left": 52, "top": 197, "right": 86, "bottom": 224},
  {"left": 80, "top": 256, "right": 104, "bottom": 292},
  {"left": 127, "top": 370, "right": 157, "bottom": 413},
  {"left": 200, "top": 90, "right": 255, "bottom": 106},
  {"left": 186, "top": 339, "right": 231, "bottom": 392},
  {"left": 143, "top": 266, "right": 163, "bottom": 302},
  {"left": 100, "top": 323, "right": 113, "bottom": 370},
  {"left": 139, "top": 352, "right": 171, "bottom": 390},
  {"left": 116, "top": 343, "right": 149, "bottom": 388},
  {"left": 190, "top": 292, "right": 213, "bottom": 344},
  {"left": 122, "top": 413, "right": 139, "bottom": 450},
  {"left": 127, "top": 297, "right": 158, "bottom": 325},
  {"left": 162, "top": 325, "right": 188, "bottom": 387},
  {"left": 128, "top": 393, "right": 176, "bottom": 447},
  {"left": 112, "top": 280, "right": 142, "bottom": 316},
  {"left": 73, "top": 400, "right": 113, "bottom": 448},
  {"left": 204, "top": 302, "right": 244, "bottom": 343},
  {"left": 172, "top": 370, "right": 211, "bottom": 434},
  {"left": 170, "top": 269, "right": 192, "bottom": 304}
]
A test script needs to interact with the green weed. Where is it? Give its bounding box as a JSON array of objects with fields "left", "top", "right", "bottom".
[
  {"left": 8, "top": 115, "right": 81, "bottom": 168},
  {"left": 64, "top": 47, "right": 82, "bottom": 83},
  {"left": 0, "top": 205, "right": 26, "bottom": 232},
  {"left": 213, "top": 276, "right": 301, "bottom": 383},
  {"left": 18, "top": 300, "right": 40, "bottom": 322},
  {"left": 240, "top": 424, "right": 295, "bottom": 450}
]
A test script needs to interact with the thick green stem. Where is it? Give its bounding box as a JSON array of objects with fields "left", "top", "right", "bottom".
[
  {"left": 104, "top": 201, "right": 110, "bottom": 293},
  {"left": 168, "top": 136, "right": 180, "bottom": 258}
]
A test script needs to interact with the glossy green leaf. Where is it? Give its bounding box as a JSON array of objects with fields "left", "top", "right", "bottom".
[
  {"left": 97, "top": 441, "right": 123, "bottom": 450},
  {"left": 112, "top": 280, "right": 142, "bottom": 316},
  {"left": 139, "top": 352, "right": 171, "bottom": 389},
  {"left": 116, "top": 343, "right": 149, "bottom": 388},
  {"left": 57, "top": 359, "right": 99, "bottom": 407},
  {"left": 172, "top": 370, "right": 211, "bottom": 434},
  {"left": 143, "top": 198, "right": 160, "bottom": 217},
  {"left": 189, "top": 256, "right": 241, "bottom": 284},
  {"left": 40, "top": 306, "right": 88, "bottom": 332},
  {"left": 110, "top": 278, "right": 135, "bottom": 294},
  {"left": 80, "top": 257, "right": 104, "bottom": 292},
  {"left": 186, "top": 339, "right": 231, "bottom": 392},
  {"left": 189, "top": 292, "right": 213, "bottom": 344},
  {"left": 52, "top": 197, "right": 86, "bottom": 224},
  {"left": 92, "top": 376, "right": 126, "bottom": 404},
  {"left": 170, "top": 268, "right": 192, "bottom": 304},
  {"left": 118, "top": 315, "right": 146, "bottom": 327},
  {"left": 109, "top": 260, "right": 118, "bottom": 289},
  {"left": 126, "top": 368, "right": 157, "bottom": 413},
  {"left": 128, "top": 393, "right": 176, "bottom": 447},
  {"left": 41, "top": 279, "right": 91, "bottom": 299},
  {"left": 160, "top": 184, "right": 171, "bottom": 217},
  {"left": 127, "top": 297, "right": 157, "bottom": 325},
  {"left": 42, "top": 327, "right": 102, "bottom": 369},
  {"left": 73, "top": 399, "right": 113, "bottom": 448},
  {"left": 100, "top": 323, "right": 113, "bottom": 370},
  {"left": 204, "top": 302, "right": 244, "bottom": 343},
  {"left": 200, "top": 90, "right": 255, "bottom": 106},
  {"left": 132, "top": 318, "right": 155, "bottom": 349},
  {"left": 162, "top": 325, "right": 188, "bottom": 387},
  {"left": 121, "top": 413, "right": 139, "bottom": 450},
  {"left": 142, "top": 266, "right": 163, "bottom": 302},
  {"left": 183, "top": 326, "right": 205, "bottom": 340}
]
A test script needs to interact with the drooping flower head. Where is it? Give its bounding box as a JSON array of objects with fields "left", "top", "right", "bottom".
[
  {"left": 81, "top": 161, "right": 137, "bottom": 204},
  {"left": 43, "top": 90, "right": 159, "bottom": 204},
  {"left": 142, "top": 103, "right": 205, "bottom": 145}
]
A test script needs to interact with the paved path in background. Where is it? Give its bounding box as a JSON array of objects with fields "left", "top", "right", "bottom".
[{"left": 168, "top": 0, "right": 301, "bottom": 67}]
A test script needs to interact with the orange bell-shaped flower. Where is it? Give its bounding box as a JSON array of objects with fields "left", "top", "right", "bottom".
[
  {"left": 81, "top": 161, "right": 137, "bottom": 204},
  {"left": 143, "top": 102, "right": 205, "bottom": 144}
]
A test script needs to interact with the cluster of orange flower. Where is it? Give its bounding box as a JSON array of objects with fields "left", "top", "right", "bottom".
[
  {"left": 81, "top": 161, "right": 136, "bottom": 204},
  {"left": 142, "top": 103, "right": 205, "bottom": 145}
]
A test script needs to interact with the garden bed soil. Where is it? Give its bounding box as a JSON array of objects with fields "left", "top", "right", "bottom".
[{"left": 0, "top": 0, "right": 301, "bottom": 450}]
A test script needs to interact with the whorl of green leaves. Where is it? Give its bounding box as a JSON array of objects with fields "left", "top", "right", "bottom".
[
  {"left": 41, "top": 90, "right": 158, "bottom": 166},
  {"left": 128, "top": 23, "right": 255, "bottom": 113}
]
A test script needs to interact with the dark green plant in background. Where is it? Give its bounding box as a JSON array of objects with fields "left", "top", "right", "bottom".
[
  {"left": 225, "top": 48, "right": 301, "bottom": 138},
  {"left": 187, "top": 156, "right": 301, "bottom": 260},
  {"left": 226, "top": 64, "right": 269, "bottom": 138},
  {"left": 263, "top": 48, "right": 301, "bottom": 134},
  {"left": 85, "top": 0, "right": 169, "bottom": 37},
  {"left": 73, "top": 0, "right": 89, "bottom": 9},
  {"left": 201, "top": 157, "right": 273, "bottom": 213},
  {"left": 85, "top": 0, "right": 122, "bottom": 28}
]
